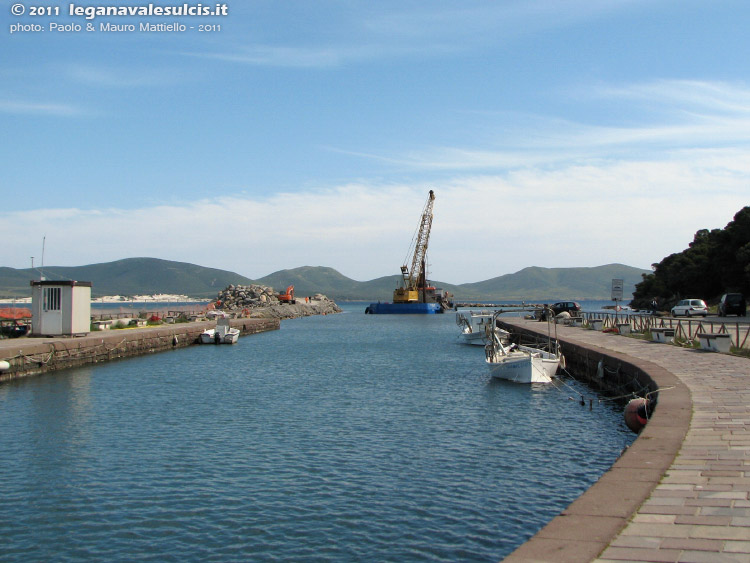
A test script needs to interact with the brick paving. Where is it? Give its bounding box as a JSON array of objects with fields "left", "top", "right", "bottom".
[{"left": 500, "top": 317, "right": 750, "bottom": 563}]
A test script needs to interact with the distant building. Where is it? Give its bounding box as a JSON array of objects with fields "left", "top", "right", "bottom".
[{"left": 30, "top": 280, "right": 92, "bottom": 336}]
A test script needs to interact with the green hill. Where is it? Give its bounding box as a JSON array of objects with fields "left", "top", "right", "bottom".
[
  {"left": 0, "top": 258, "right": 255, "bottom": 299},
  {"left": 0, "top": 267, "right": 33, "bottom": 296},
  {"left": 0, "top": 258, "right": 649, "bottom": 301},
  {"left": 457, "top": 264, "right": 647, "bottom": 301},
  {"left": 256, "top": 266, "right": 363, "bottom": 300}
]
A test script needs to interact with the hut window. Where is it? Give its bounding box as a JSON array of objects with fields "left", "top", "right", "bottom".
[{"left": 43, "top": 287, "right": 61, "bottom": 311}]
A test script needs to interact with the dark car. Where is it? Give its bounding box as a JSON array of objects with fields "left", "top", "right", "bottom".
[
  {"left": 551, "top": 301, "right": 581, "bottom": 316},
  {"left": 0, "top": 322, "right": 30, "bottom": 338},
  {"left": 718, "top": 293, "right": 746, "bottom": 317},
  {"left": 538, "top": 301, "right": 581, "bottom": 320}
]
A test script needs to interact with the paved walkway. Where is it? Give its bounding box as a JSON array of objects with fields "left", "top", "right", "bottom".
[{"left": 500, "top": 317, "right": 750, "bottom": 563}]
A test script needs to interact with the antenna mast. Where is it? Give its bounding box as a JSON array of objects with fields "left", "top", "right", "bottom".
[{"left": 39, "top": 236, "right": 46, "bottom": 280}]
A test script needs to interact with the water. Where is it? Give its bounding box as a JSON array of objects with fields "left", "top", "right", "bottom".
[{"left": 0, "top": 303, "right": 634, "bottom": 562}]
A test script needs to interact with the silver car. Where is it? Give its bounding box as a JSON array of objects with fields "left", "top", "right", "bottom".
[{"left": 671, "top": 299, "right": 708, "bottom": 317}]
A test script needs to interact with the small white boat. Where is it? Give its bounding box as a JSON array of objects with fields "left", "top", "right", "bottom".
[
  {"left": 199, "top": 328, "right": 216, "bottom": 344},
  {"left": 485, "top": 313, "right": 561, "bottom": 383},
  {"left": 200, "top": 318, "right": 240, "bottom": 345},
  {"left": 456, "top": 311, "right": 510, "bottom": 346}
]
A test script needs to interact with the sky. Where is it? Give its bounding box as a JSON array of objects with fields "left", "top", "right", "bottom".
[{"left": 2, "top": 0, "right": 749, "bottom": 284}]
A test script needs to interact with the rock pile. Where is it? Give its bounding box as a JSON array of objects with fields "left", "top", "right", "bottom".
[
  {"left": 212, "top": 284, "right": 342, "bottom": 319},
  {"left": 215, "top": 284, "right": 279, "bottom": 310}
]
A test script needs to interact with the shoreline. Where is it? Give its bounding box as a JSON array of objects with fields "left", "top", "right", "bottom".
[
  {"left": 0, "top": 317, "right": 281, "bottom": 382},
  {"left": 0, "top": 297, "right": 342, "bottom": 381}
]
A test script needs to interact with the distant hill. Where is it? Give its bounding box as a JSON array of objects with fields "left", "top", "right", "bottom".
[
  {"left": 456, "top": 264, "right": 647, "bottom": 301},
  {"left": 256, "top": 269, "right": 411, "bottom": 301},
  {"left": 0, "top": 258, "right": 649, "bottom": 301},
  {"left": 256, "top": 266, "right": 363, "bottom": 300},
  {"left": 0, "top": 258, "right": 255, "bottom": 299}
]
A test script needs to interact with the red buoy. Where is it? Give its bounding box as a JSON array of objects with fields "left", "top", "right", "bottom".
[{"left": 624, "top": 397, "right": 650, "bottom": 433}]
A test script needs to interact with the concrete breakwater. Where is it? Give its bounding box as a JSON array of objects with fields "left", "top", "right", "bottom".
[
  {"left": 0, "top": 318, "right": 280, "bottom": 383},
  {"left": 0, "top": 288, "right": 342, "bottom": 383}
]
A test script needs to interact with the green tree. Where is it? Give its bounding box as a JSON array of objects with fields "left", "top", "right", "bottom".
[{"left": 632, "top": 206, "right": 750, "bottom": 309}]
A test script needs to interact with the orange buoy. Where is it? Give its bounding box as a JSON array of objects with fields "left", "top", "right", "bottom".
[{"left": 624, "top": 397, "right": 651, "bottom": 433}]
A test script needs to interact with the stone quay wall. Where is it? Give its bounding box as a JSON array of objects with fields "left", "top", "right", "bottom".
[
  {"left": 0, "top": 318, "right": 279, "bottom": 383},
  {"left": 497, "top": 316, "right": 691, "bottom": 562}
]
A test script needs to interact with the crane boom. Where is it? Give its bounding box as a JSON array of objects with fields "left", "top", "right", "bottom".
[
  {"left": 394, "top": 190, "right": 435, "bottom": 303},
  {"left": 407, "top": 189, "right": 434, "bottom": 289}
]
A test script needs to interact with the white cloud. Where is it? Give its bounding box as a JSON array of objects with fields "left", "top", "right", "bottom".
[
  {"left": 361, "top": 0, "right": 644, "bottom": 47},
  {"left": 0, "top": 99, "right": 84, "bottom": 117},
  {"left": 327, "top": 80, "right": 750, "bottom": 174},
  {"left": 186, "top": 0, "right": 645, "bottom": 69},
  {"left": 592, "top": 80, "right": 750, "bottom": 116},
  {"left": 186, "top": 45, "right": 348, "bottom": 68},
  {"left": 3, "top": 150, "right": 747, "bottom": 284},
  {"left": 4, "top": 79, "right": 747, "bottom": 284},
  {"left": 63, "top": 64, "right": 183, "bottom": 88}
]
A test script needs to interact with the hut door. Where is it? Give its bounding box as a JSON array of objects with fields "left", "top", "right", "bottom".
[{"left": 41, "top": 286, "right": 63, "bottom": 334}]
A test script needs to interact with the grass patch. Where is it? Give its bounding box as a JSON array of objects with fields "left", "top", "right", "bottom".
[{"left": 730, "top": 346, "right": 750, "bottom": 359}]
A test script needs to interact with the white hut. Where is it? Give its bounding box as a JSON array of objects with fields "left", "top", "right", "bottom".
[{"left": 30, "top": 280, "right": 92, "bottom": 336}]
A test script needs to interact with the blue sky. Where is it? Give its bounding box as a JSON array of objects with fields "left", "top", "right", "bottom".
[{"left": 3, "top": 0, "right": 749, "bottom": 284}]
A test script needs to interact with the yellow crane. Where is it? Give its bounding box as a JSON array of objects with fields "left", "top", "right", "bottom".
[{"left": 393, "top": 190, "right": 435, "bottom": 303}]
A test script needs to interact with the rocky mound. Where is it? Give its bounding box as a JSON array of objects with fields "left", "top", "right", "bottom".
[{"left": 213, "top": 284, "right": 341, "bottom": 319}]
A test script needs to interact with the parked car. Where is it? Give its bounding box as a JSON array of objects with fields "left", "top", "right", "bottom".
[
  {"left": 0, "top": 321, "right": 30, "bottom": 338},
  {"left": 718, "top": 293, "right": 747, "bottom": 317},
  {"left": 671, "top": 299, "right": 708, "bottom": 317},
  {"left": 551, "top": 301, "right": 582, "bottom": 316},
  {"left": 537, "top": 301, "right": 582, "bottom": 321}
]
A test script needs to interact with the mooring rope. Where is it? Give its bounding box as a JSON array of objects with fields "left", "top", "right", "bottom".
[{"left": 551, "top": 364, "right": 670, "bottom": 408}]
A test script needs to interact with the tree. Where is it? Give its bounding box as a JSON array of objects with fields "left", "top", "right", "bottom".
[{"left": 631, "top": 206, "right": 750, "bottom": 309}]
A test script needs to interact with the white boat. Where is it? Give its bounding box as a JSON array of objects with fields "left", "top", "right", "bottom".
[
  {"left": 456, "top": 311, "right": 510, "bottom": 346},
  {"left": 199, "top": 328, "right": 216, "bottom": 344},
  {"left": 200, "top": 318, "right": 240, "bottom": 345},
  {"left": 484, "top": 314, "right": 561, "bottom": 383}
]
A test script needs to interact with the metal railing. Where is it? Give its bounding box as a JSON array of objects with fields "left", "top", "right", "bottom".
[{"left": 580, "top": 312, "right": 750, "bottom": 349}]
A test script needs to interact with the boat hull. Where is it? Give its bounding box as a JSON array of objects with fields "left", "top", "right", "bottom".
[
  {"left": 200, "top": 327, "right": 240, "bottom": 344},
  {"left": 221, "top": 330, "right": 240, "bottom": 344},
  {"left": 458, "top": 331, "right": 488, "bottom": 346},
  {"left": 486, "top": 349, "right": 559, "bottom": 384},
  {"left": 366, "top": 302, "right": 442, "bottom": 314}
]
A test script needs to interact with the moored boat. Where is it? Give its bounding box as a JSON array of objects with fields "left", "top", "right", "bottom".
[
  {"left": 456, "top": 310, "right": 510, "bottom": 346},
  {"left": 484, "top": 313, "right": 561, "bottom": 383},
  {"left": 486, "top": 343, "right": 561, "bottom": 383},
  {"left": 200, "top": 318, "right": 240, "bottom": 345},
  {"left": 199, "top": 328, "right": 216, "bottom": 344}
]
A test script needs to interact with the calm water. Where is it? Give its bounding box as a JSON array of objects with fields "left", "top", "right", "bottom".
[{"left": 0, "top": 303, "right": 633, "bottom": 562}]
